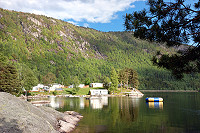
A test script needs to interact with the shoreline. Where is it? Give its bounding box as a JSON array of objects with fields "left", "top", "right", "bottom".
[
  {"left": 140, "top": 90, "right": 199, "bottom": 92},
  {"left": 19, "top": 89, "right": 199, "bottom": 100}
]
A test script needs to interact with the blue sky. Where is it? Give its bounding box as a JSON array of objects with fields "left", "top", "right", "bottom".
[
  {"left": 0, "top": 0, "right": 148, "bottom": 32},
  {"left": 75, "top": 1, "right": 148, "bottom": 32},
  {"left": 0, "top": 0, "right": 198, "bottom": 32}
]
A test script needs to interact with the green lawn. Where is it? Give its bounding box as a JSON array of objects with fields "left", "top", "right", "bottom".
[
  {"left": 63, "top": 88, "right": 91, "bottom": 95},
  {"left": 28, "top": 87, "right": 108, "bottom": 96}
]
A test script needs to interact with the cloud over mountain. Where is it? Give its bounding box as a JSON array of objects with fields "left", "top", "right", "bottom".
[{"left": 0, "top": 0, "right": 141, "bottom": 23}]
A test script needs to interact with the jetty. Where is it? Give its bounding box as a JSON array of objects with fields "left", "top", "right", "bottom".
[
  {"left": 124, "top": 89, "right": 144, "bottom": 97},
  {"left": 31, "top": 100, "right": 50, "bottom": 104}
]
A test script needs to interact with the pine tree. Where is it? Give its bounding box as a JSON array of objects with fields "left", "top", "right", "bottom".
[
  {"left": 0, "top": 55, "right": 21, "bottom": 95},
  {"left": 103, "top": 76, "right": 111, "bottom": 90},
  {"left": 129, "top": 69, "right": 139, "bottom": 89},
  {"left": 110, "top": 67, "right": 118, "bottom": 93},
  {"left": 118, "top": 68, "right": 139, "bottom": 89}
]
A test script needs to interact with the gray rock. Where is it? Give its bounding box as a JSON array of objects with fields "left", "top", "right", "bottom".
[
  {"left": 0, "top": 92, "right": 82, "bottom": 133},
  {"left": 58, "top": 120, "right": 75, "bottom": 133}
]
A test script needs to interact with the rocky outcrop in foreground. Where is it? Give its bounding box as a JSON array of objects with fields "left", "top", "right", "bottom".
[{"left": 0, "top": 92, "right": 83, "bottom": 133}]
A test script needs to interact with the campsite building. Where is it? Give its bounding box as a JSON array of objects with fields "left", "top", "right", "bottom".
[
  {"left": 90, "top": 83, "right": 104, "bottom": 88},
  {"left": 49, "top": 83, "right": 64, "bottom": 92},
  {"left": 32, "top": 84, "right": 44, "bottom": 92}
]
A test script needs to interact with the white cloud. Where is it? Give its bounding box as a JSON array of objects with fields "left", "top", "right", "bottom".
[
  {"left": 67, "top": 21, "right": 79, "bottom": 26},
  {"left": 0, "top": 0, "right": 143, "bottom": 23},
  {"left": 83, "top": 23, "right": 89, "bottom": 28}
]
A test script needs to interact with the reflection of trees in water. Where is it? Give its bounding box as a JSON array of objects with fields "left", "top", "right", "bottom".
[
  {"left": 58, "top": 97, "right": 141, "bottom": 132},
  {"left": 119, "top": 97, "right": 139, "bottom": 123}
]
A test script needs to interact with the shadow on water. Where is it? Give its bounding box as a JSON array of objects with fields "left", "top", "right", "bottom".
[{"left": 0, "top": 117, "right": 23, "bottom": 133}]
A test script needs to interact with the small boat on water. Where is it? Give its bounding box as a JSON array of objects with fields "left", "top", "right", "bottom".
[{"left": 145, "top": 97, "right": 163, "bottom": 102}]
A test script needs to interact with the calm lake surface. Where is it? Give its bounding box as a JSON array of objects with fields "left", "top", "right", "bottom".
[{"left": 43, "top": 92, "right": 200, "bottom": 133}]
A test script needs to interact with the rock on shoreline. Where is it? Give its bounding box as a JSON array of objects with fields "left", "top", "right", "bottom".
[{"left": 0, "top": 92, "right": 83, "bottom": 133}]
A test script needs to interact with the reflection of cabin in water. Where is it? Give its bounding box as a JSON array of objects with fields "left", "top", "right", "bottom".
[{"left": 90, "top": 89, "right": 108, "bottom": 96}]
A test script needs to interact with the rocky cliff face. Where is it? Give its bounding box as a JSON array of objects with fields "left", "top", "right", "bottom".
[
  {"left": 0, "top": 92, "right": 82, "bottom": 133},
  {"left": 0, "top": 8, "right": 104, "bottom": 59}
]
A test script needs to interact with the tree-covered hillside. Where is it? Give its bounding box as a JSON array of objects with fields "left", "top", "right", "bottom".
[{"left": 0, "top": 8, "right": 199, "bottom": 90}]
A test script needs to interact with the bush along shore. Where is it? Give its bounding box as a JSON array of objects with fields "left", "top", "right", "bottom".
[{"left": 0, "top": 92, "right": 83, "bottom": 133}]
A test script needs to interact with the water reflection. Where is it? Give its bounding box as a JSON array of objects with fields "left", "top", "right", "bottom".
[
  {"left": 79, "top": 97, "right": 85, "bottom": 109},
  {"left": 49, "top": 96, "right": 64, "bottom": 109},
  {"left": 146, "top": 102, "right": 163, "bottom": 109},
  {"left": 90, "top": 96, "right": 108, "bottom": 109},
  {"left": 118, "top": 97, "right": 141, "bottom": 123},
  {"left": 31, "top": 93, "right": 200, "bottom": 133}
]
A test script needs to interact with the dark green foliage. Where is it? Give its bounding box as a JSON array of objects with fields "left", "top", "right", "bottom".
[
  {"left": 20, "top": 64, "right": 38, "bottom": 91},
  {"left": 42, "top": 72, "right": 56, "bottom": 85},
  {"left": 128, "top": 69, "right": 139, "bottom": 89},
  {"left": 110, "top": 67, "right": 118, "bottom": 93},
  {"left": 0, "top": 54, "right": 21, "bottom": 95},
  {"left": 73, "top": 76, "right": 80, "bottom": 88},
  {"left": 103, "top": 77, "right": 111, "bottom": 90},
  {"left": 118, "top": 68, "right": 139, "bottom": 89},
  {"left": 125, "top": 0, "right": 200, "bottom": 78},
  {"left": 84, "top": 77, "right": 91, "bottom": 85}
]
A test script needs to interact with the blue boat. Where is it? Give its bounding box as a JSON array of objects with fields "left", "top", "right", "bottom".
[{"left": 145, "top": 97, "right": 163, "bottom": 102}]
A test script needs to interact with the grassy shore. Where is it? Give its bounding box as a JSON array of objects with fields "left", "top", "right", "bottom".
[
  {"left": 28, "top": 88, "right": 199, "bottom": 98},
  {"left": 28, "top": 87, "right": 134, "bottom": 96},
  {"left": 28, "top": 87, "right": 93, "bottom": 96}
]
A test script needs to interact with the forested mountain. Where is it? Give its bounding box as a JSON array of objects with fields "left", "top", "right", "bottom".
[{"left": 0, "top": 8, "right": 199, "bottom": 90}]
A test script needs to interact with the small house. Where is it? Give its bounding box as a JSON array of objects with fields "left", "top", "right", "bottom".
[
  {"left": 78, "top": 84, "right": 85, "bottom": 88},
  {"left": 49, "top": 83, "right": 64, "bottom": 92},
  {"left": 32, "top": 84, "right": 44, "bottom": 92},
  {"left": 90, "top": 89, "right": 108, "bottom": 96},
  {"left": 68, "top": 85, "right": 74, "bottom": 88},
  {"left": 90, "top": 83, "right": 104, "bottom": 88}
]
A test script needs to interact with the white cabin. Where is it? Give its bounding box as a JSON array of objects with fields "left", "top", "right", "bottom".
[
  {"left": 32, "top": 84, "right": 44, "bottom": 92},
  {"left": 49, "top": 84, "right": 64, "bottom": 91},
  {"left": 78, "top": 84, "right": 85, "bottom": 88},
  {"left": 90, "top": 83, "right": 104, "bottom": 88},
  {"left": 90, "top": 89, "right": 108, "bottom": 96}
]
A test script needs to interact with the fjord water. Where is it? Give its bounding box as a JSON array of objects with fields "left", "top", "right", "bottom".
[{"left": 54, "top": 93, "right": 200, "bottom": 133}]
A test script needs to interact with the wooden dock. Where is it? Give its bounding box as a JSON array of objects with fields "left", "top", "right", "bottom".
[{"left": 31, "top": 100, "right": 50, "bottom": 104}]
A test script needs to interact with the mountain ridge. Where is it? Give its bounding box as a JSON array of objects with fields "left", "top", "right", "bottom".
[{"left": 0, "top": 8, "right": 199, "bottom": 90}]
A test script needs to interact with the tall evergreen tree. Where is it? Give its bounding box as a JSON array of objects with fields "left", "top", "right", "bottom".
[
  {"left": 110, "top": 67, "right": 118, "bottom": 93},
  {"left": 42, "top": 72, "right": 56, "bottom": 85},
  {"left": 20, "top": 65, "right": 38, "bottom": 92},
  {"left": 103, "top": 76, "right": 111, "bottom": 90},
  {"left": 0, "top": 54, "right": 21, "bottom": 95},
  {"left": 118, "top": 68, "right": 139, "bottom": 89},
  {"left": 129, "top": 69, "right": 139, "bottom": 89}
]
